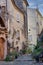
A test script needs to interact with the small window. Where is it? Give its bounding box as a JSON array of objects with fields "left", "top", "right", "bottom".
[
  {"left": 2, "top": 6, "right": 6, "bottom": 13},
  {"left": 16, "top": 30, "right": 20, "bottom": 36},
  {"left": 16, "top": 46, "right": 19, "bottom": 52},
  {"left": 21, "top": 29, "right": 23, "bottom": 34},
  {"left": 17, "top": 37, "right": 20, "bottom": 40},
  {"left": 16, "top": 13, "right": 20, "bottom": 22},
  {"left": 28, "top": 35, "right": 32, "bottom": 41},
  {"left": 16, "top": 41, "right": 18, "bottom": 45},
  {"left": 16, "top": 30, "right": 20, "bottom": 40},
  {"left": 17, "top": 21, "right": 19, "bottom": 23},
  {"left": 29, "top": 29, "right": 31, "bottom": 31}
]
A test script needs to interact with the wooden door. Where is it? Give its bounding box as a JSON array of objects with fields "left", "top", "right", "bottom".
[{"left": 0, "top": 38, "right": 4, "bottom": 60}]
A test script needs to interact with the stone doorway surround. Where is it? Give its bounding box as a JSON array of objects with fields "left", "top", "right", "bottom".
[
  {"left": 0, "top": 17, "right": 7, "bottom": 60},
  {"left": 0, "top": 30, "right": 7, "bottom": 60}
]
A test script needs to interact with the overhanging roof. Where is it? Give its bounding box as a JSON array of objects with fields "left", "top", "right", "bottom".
[{"left": 11, "top": 0, "right": 29, "bottom": 13}]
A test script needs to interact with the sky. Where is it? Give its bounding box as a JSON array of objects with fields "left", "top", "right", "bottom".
[{"left": 27, "top": 0, "right": 43, "bottom": 16}]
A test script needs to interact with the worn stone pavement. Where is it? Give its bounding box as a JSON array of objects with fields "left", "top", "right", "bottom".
[{"left": 0, "top": 54, "right": 43, "bottom": 65}]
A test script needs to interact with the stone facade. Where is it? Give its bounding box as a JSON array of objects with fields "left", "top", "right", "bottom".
[
  {"left": 7, "top": 0, "right": 28, "bottom": 51},
  {"left": 0, "top": 0, "right": 28, "bottom": 60},
  {"left": 0, "top": 0, "right": 8, "bottom": 60},
  {"left": 36, "top": 9, "right": 43, "bottom": 35},
  {"left": 27, "top": 8, "right": 43, "bottom": 51}
]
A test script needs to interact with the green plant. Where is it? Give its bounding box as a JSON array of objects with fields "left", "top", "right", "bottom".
[
  {"left": 5, "top": 55, "right": 12, "bottom": 61},
  {"left": 10, "top": 50, "right": 19, "bottom": 59},
  {"left": 32, "top": 33, "right": 43, "bottom": 58},
  {"left": 32, "top": 47, "right": 42, "bottom": 57},
  {"left": 5, "top": 50, "right": 19, "bottom": 61},
  {"left": 22, "top": 49, "right": 27, "bottom": 54},
  {"left": 22, "top": 42, "right": 28, "bottom": 54},
  {"left": 26, "top": 48, "right": 32, "bottom": 54}
]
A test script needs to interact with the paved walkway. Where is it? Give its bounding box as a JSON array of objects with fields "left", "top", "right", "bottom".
[
  {"left": 0, "top": 61, "right": 13, "bottom": 65},
  {"left": 16, "top": 54, "right": 33, "bottom": 61},
  {"left": 13, "top": 54, "right": 43, "bottom": 65},
  {"left": 0, "top": 54, "right": 43, "bottom": 65}
]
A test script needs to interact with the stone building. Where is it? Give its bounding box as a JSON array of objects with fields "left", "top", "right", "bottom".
[
  {"left": 27, "top": 8, "right": 43, "bottom": 50},
  {"left": 41, "top": 17, "right": 43, "bottom": 31},
  {"left": 0, "top": 0, "right": 28, "bottom": 60},
  {"left": 0, "top": 0, "right": 8, "bottom": 60},
  {"left": 36, "top": 9, "right": 43, "bottom": 35}
]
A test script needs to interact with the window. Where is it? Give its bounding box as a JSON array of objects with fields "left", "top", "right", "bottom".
[
  {"left": 16, "top": 13, "right": 20, "bottom": 22},
  {"left": 17, "top": 37, "right": 20, "bottom": 40},
  {"left": 16, "top": 46, "right": 19, "bottom": 52},
  {"left": 29, "top": 29, "right": 31, "bottom": 31},
  {"left": 28, "top": 35, "right": 32, "bottom": 41},
  {"left": 17, "top": 21, "right": 19, "bottom": 23},
  {"left": 16, "top": 41, "right": 18, "bottom": 45},
  {"left": 2, "top": 6, "right": 6, "bottom": 13},
  {"left": 16, "top": 30, "right": 20, "bottom": 40},
  {"left": 16, "top": 30, "right": 20, "bottom": 36},
  {"left": 21, "top": 29, "right": 24, "bottom": 34}
]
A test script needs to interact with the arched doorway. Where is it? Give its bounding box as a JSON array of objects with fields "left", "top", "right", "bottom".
[
  {"left": 0, "top": 17, "right": 6, "bottom": 60},
  {"left": 0, "top": 37, "right": 5, "bottom": 60}
]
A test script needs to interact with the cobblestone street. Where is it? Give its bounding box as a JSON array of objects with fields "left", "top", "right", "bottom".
[
  {"left": 0, "top": 61, "right": 43, "bottom": 65},
  {"left": 0, "top": 54, "right": 43, "bottom": 65}
]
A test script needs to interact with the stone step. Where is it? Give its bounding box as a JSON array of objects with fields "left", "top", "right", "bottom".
[{"left": 16, "top": 54, "right": 33, "bottom": 61}]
